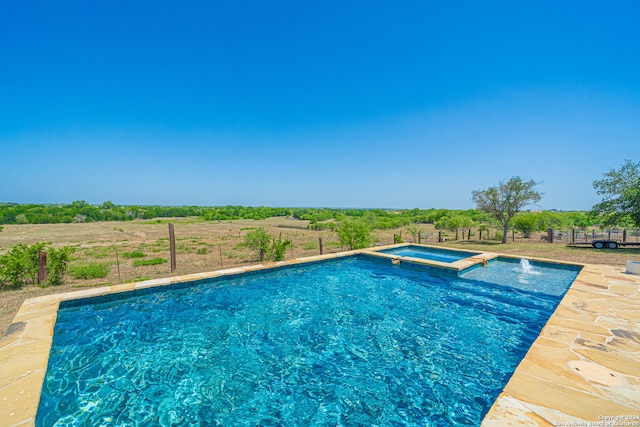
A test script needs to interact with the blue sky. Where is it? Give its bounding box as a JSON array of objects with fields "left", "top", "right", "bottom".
[{"left": 1, "top": 1, "right": 639, "bottom": 210}]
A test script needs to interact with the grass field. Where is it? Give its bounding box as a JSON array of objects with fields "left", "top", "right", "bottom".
[{"left": 1, "top": 217, "right": 638, "bottom": 335}]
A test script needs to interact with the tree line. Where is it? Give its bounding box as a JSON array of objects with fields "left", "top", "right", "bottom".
[
  {"left": 0, "top": 201, "right": 602, "bottom": 230},
  {"left": 1, "top": 160, "right": 636, "bottom": 237}
]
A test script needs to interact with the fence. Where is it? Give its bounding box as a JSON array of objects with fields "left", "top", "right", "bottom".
[{"left": 551, "top": 228, "right": 640, "bottom": 243}]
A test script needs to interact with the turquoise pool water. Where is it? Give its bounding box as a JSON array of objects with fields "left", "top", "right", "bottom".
[
  {"left": 37, "top": 256, "right": 580, "bottom": 426},
  {"left": 379, "top": 246, "right": 478, "bottom": 263}
]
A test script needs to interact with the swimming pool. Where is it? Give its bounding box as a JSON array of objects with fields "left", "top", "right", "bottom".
[
  {"left": 378, "top": 245, "right": 480, "bottom": 263},
  {"left": 37, "top": 255, "right": 580, "bottom": 426}
]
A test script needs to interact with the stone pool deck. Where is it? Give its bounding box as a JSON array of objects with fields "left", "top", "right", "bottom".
[{"left": 1, "top": 247, "right": 639, "bottom": 426}]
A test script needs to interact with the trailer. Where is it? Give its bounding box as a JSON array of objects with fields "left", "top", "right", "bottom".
[{"left": 591, "top": 240, "right": 640, "bottom": 249}]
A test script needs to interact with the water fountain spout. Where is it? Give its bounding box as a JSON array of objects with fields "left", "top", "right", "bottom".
[{"left": 520, "top": 257, "right": 534, "bottom": 274}]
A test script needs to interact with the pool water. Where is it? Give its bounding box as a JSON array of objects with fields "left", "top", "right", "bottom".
[
  {"left": 379, "top": 246, "right": 478, "bottom": 263},
  {"left": 37, "top": 256, "right": 580, "bottom": 426}
]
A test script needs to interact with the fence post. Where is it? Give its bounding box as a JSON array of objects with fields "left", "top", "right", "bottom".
[
  {"left": 547, "top": 227, "right": 554, "bottom": 244},
  {"left": 479, "top": 228, "right": 482, "bottom": 240},
  {"left": 438, "top": 231, "right": 442, "bottom": 243},
  {"left": 512, "top": 228, "right": 515, "bottom": 242},
  {"left": 37, "top": 251, "right": 47, "bottom": 284},
  {"left": 115, "top": 248, "right": 121, "bottom": 282},
  {"left": 418, "top": 233, "right": 421, "bottom": 244},
  {"left": 455, "top": 229, "right": 459, "bottom": 240},
  {"left": 623, "top": 229, "right": 627, "bottom": 242},
  {"left": 571, "top": 228, "right": 575, "bottom": 244},
  {"left": 169, "top": 223, "right": 176, "bottom": 273},
  {"left": 319, "top": 237, "right": 323, "bottom": 255},
  {"left": 393, "top": 234, "right": 397, "bottom": 244}
]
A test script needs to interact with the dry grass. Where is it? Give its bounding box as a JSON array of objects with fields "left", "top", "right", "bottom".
[{"left": 1, "top": 218, "right": 638, "bottom": 335}]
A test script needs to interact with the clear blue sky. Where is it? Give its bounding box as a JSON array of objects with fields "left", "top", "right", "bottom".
[{"left": 1, "top": 1, "right": 639, "bottom": 210}]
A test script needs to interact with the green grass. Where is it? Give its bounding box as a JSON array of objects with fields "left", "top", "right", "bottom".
[
  {"left": 121, "top": 251, "right": 146, "bottom": 259},
  {"left": 69, "top": 263, "right": 110, "bottom": 279},
  {"left": 79, "top": 247, "right": 113, "bottom": 259},
  {"left": 302, "top": 242, "right": 317, "bottom": 250},
  {"left": 176, "top": 243, "right": 195, "bottom": 254},
  {"left": 133, "top": 257, "right": 168, "bottom": 267},
  {"left": 197, "top": 247, "right": 208, "bottom": 254}
]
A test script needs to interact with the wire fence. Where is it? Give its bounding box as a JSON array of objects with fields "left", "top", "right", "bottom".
[{"left": 553, "top": 228, "right": 640, "bottom": 243}]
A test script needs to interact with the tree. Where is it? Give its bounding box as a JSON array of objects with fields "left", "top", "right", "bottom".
[
  {"left": 243, "top": 228, "right": 272, "bottom": 261},
  {"left": 591, "top": 160, "right": 640, "bottom": 227},
  {"left": 405, "top": 223, "right": 421, "bottom": 243},
  {"left": 243, "top": 228, "right": 292, "bottom": 262},
  {"left": 511, "top": 213, "right": 538, "bottom": 238},
  {"left": 336, "top": 217, "right": 372, "bottom": 250},
  {"left": 472, "top": 177, "right": 543, "bottom": 243}
]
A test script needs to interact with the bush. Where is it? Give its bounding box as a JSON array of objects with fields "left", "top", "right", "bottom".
[
  {"left": 197, "top": 247, "right": 208, "bottom": 255},
  {"left": 243, "top": 228, "right": 272, "bottom": 261},
  {"left": 121, "top": 251, "right": 146, "bottom": 259},
  {"left": 133, "top": 257, "right": 168, "bottom": 267},
  {"left": 270, "top": 234, "right": 291, "bottom": 261},
  {"left": 336, "top": 217, "right": 371, "bottom": 250},
  {"left": 46, "top": 246, "right": 75, "bottom": 286},
  {"left": 69, "top": 263, "right": 110, "bottom": 280},
  {"left": 0, "top": 243, "right": 74, "bottom": 289},
  {"left": 243, "top": 228, "right": 291, "bottom": 261},
  {"left": 0, "top": 243, "right": 45, "bottom": 289}
]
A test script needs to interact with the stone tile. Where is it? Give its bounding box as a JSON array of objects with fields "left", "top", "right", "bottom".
[
  {"left": 515, "top": 339, "right": 606, "bottom": 396},
  {"left": 0, "top": 340, "right": 50, "bottom": 386},
  {"left": 546, "top": 316, "right": 611, "bottom": 336},
  {"left": 0, "top": 369, "right": 45, "bottom": 426},
  {"left": 578, "top": 331, "right": 609, "bottom": 344},
  {"left": 504, "top": 373, "right": 639, "bottom": 420},
  {"left": 20, "top": 314, "right": 57, "bottom": 341},
  {"left": 538, "top": 324, "right": 580, "bottom": 346},
  {"left": 481, "top": 393, "right": 553, "bottom": 426},
  {"left": 574, "top": 348, "right": 640, "bottom": 377}
]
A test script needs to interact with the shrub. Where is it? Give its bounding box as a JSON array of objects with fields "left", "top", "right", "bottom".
[
  {"left": 69, "top": 263, "right": 110, "bottom": 280},
  {"left": 0, "top": 243, "right": 45, "bottom": 289},
  {"left": 336, "top": 217, "right": 371, "bottom": 250},
  {"left": 269, "top": 234, "right": 291, "bottom": 261},
  {"left": 243, "top": 228, "right": 271, "bottom": 261},
  {"left": 0, "top": 243, "right": 74, "bottom": 289},
  {"left": 242, "top": 228, "right": 293, "bottom": 261},
  {"left": 121, "top": 251, "right": 146, "bottom": 259},
  {"left": 405, "top": 223, "right": 421, "bottom": 243},
  {"left": 133, "top": 257, "right": 168, "bottom": 267},
  {"left": 46, "top": 246, "right": 75, "bottom": 286},
  {"left": 197, "top": 247, "right": 208, "bottom": 255}
]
